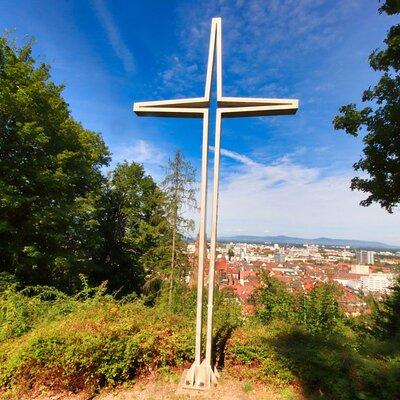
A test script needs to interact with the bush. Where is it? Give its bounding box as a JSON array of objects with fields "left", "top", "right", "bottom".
[
  {"left": 0, "top": 282, "right": 241, "bottom": 396},
  {"left": 226, "top": 319, "right": 400, "bottom": 400},
  {"left": 0, "top": 297, "right": 194, "bottom": 394},
  {"left": 254, "top": 275, "right": 346, "bottom": 336}
]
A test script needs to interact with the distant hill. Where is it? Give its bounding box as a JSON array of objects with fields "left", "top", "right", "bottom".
[{"left": 218, "top": 235, "right": 399, "bottom": 250}]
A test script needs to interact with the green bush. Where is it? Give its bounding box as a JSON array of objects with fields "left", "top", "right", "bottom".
[
  {"left": 0, "top": 299, "right": 194, "bottom": 393},
  {"left": 254, "top": 275, "right": 347, "bottom": 336},
  {"left": 1, "top": 279, "right": 399, "bottom": 400},
  {"left": 227, "top": 319, "right": 400, "bottom": 400},
  {"left": 0, "top": 282, "right": 241, "bottom": 396},
  {"left": 0, "top": 279, "right": 110, "bottom": 343}
]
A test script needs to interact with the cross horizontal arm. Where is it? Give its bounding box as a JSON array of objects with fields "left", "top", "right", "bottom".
[
  {"left": 133, "top": 97, "right": 209, "bottom": 118},
  {"left": 218, "top": 98, "right": 299, "bottom": 118},
  {"left": 220, "top": 106, "right": 297, "bottom": 118},
  {"left": 217, "top": 97, "right": 298, "bottom": 108}
]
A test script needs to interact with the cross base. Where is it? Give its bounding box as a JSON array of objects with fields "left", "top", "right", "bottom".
[{"left": 180, "top": 360, "right": 219, "bottom": 390}]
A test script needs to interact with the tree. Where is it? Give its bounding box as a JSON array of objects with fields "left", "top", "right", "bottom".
[
  {"left": 254, "top": 273, "right": 295, "bottom": 323},
  {"left": 333, "top": 1, "right": 400, "bottom": 212},
  {"left": 95, "top": 162, "right": 170, "bottom": 295},
  {"left": 254, "top": 275, "right": 345, "bottom": 335},
  {"left": 368, "top": 276, "right": 400, "bottom": 339},
  {"left": 297, "top": 283, "right": 345, "bottom": 335},
  {"left": 161, "top": 150, "right": 197, "bottom": 307},
  {"left": 0, "top": 36, "right": 110, "bottom": 291}
]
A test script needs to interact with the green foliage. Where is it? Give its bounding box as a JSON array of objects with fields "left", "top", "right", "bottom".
[
  {"left": 0, "top": 272, "right": 18, "bottom": 292},
  {"left": 95, "top": 162, "right": 170, "bottom": 295},
  {"left": 162, "top": 150, "right": 197, "bottom": 235},
  {"left": 363, "top": 276, "right": 400, "bottom": 340},
  {"left": 0, "top": 288, "right": 193, "bottom": 393},
  {"left": 227, "top": 320, "right": 400, "bottom": 400},
  {"left": 0, "top": 36, "right": 109, "bottom": 291},
  {"left": 161, "top": 150, "right": 197, "bottom": 307},
  {"left": 255, "top": 275, "right": 345, "bottom": 335},
  {"left": 296, "top": 283, "right": 345, "bottom": 335},
  {"left": 229, "top": 278, "right": 400, "bottom": 399},
  {"left": 255, "top": 274, "right": 295, "bottom": 323},
  {"left": 0, "top": 278, "right": 106, "bottom": 343},
  {"left": 278, "top": 387, "right": 296, "bottom": 400},
  {"left": 333, "top": 1, "right": 400, "bottom": 212},
  {"left": 0, "top": 36, "right": 174, "bottom": 296},
  {"left": 0, "top": 282, "right": 241, "bottom": 396},
  {"left": 242, "top": 381, "right": 253, "bottom": 393}
]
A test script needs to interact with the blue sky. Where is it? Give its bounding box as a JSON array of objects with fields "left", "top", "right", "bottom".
[{"left": 1, "top": 0, "right": 399, "bottom": 245}]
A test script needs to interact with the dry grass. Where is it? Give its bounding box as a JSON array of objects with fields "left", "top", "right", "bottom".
[{"left": 13, "top": 371, "right": 302, "bottom": 400}]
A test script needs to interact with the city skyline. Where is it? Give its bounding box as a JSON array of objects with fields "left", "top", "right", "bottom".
[{"left": 1, "top": 0, "right": 399, "bottom": 244}]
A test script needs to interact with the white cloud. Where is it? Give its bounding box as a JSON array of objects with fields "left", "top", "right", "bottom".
[
  {"left": 93, "top": 0, "right": 135, "bottom": 73},
  {"left": 112, "top": 139, "right": 166, "bottom": 165},
  {"left": 217, "top": 147, "right": 259, "bottom": 168},
  {"left": 157, "top": 56, "right": 203, "bottom": 98},
  {"left": 200, "top": 147, "right": 400, "bottom": 246}
]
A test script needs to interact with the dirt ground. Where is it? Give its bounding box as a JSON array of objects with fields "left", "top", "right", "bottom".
[{"left": 18, "top": 372, "right": 302, "bottom": 400}]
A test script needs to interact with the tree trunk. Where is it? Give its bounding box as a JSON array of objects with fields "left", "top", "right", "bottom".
[{"left": 168, "top": 226, "right": 176, "bottom": 309}]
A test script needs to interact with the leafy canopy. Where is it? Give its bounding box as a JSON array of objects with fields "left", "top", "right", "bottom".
[
  {"left": 96, "top": 162, "right": 170, "bottom": 295},
  {"left": 0, "top": 36, "right": 109, "bottom": 290},
  {"left": 0, "top": 36, "right": 172, "bottom": 295},
  {"left": 333, "top": 0, "right": 400, "bottom": 212}
]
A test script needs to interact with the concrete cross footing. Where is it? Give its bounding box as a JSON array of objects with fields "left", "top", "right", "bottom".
[{"left": 181, "top": 360, "right": 219, "bottom": 390}]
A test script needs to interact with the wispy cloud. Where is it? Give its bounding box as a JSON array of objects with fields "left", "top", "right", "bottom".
[
  {"left": 218, "top": 147, "right": 259, "bottom": 168},
  {"left": 157, "top": 55, "right": 202, "bottom": 98},
  {"left": 155, "top": 0, "right": 362, "bottom": 97},
  {"left": 93, "top": 0, "right": 135, "bottom": 73},
  {"left": 112, "top": 139, "right": 166, "bottom": 165},
  {"left": 201, "top": 147, "right": 400, "bottom": 245},
  {"left": 213, "top": 146, "right": 319, "bottom": 187}
]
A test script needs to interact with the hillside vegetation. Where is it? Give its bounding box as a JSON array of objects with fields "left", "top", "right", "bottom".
[{"left": 0, "top": 276, "right": 399, "bottom": 400}]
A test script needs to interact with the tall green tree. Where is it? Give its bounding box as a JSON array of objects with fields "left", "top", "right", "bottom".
[
  {"left": 333, "top": 1, "right": 400, "bottom": 212},
  {"left": 297, "top": 283, "right": 344, "bottom": 335},
  {"left": 254, "top": 273, "right": 295, "bottom": 323},
  {"left": 95, "top": 162, "right": 170, "bottom": 295},
  {"left": 0, "top": 37, "right": 109, "bottom": 291},
  {"left": 161, "top": 150, "right": 197, "bottom": 307}
]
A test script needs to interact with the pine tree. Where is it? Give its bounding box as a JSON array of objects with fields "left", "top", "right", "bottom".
[{"left": 161, "top": 150, "right": 197, "bottom": 307}]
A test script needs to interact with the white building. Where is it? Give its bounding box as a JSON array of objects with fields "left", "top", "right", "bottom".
[
  {"left": 360, "top": 273, "right": 394, "bottom": 292},
  {"left": 356, "top": 251, "right": 374, "bottom": 265}
]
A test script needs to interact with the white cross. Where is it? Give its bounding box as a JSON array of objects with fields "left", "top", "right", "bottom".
[{"left": 133, "top": 17, "right": 298, "bottom": 389}]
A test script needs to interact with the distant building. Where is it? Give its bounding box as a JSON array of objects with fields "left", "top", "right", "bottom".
[
  {"left": 360, "top": 273, "right": 394, "bottom": 292},
  {"left": 356, "top": 250, "right": 374, "bottom": 265},
  {"left": 350, "top": 264, "right": 370, "bottom": 275},
  {"left": 333, "top": 272, "right": 362, "bottom": 289},
  {"left": 274, "top": 252, "right": 285, "bottom": 262}
]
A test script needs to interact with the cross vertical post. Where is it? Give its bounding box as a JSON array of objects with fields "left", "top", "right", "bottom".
[{"left": 133, "top": 16, "right": 299, "bottom": 390}]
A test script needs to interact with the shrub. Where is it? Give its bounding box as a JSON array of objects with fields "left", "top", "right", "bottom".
[
  {"left": 254, "top": 275, "right": 346, "bottom": 336},
  {"left": 0, "top": 282, "right": 241, "bottom": 396},
  {"left": 0, "top": 299, "right": 194, "bottom": 394},
  {"left": 226, "top": 319, "right": 400, "bottom": 400}
]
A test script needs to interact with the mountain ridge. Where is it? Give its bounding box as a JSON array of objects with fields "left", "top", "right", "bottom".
[{"left": 218, "top": 235, "right": 399, "bottom": 249}]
